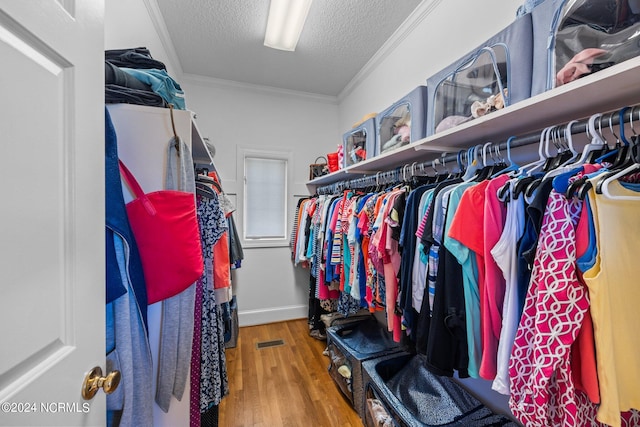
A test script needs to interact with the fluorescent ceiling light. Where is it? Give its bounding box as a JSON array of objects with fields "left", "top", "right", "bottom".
[{"left": 264, "top": 0, "right": 313, "bottom": 51}]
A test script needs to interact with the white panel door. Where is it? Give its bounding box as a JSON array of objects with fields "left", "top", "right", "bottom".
[{"left": 0, "top": 1, "right": 106, "bottom": 426}]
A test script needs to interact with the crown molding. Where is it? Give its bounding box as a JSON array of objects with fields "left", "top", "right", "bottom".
[
  {"left": 181, "top": 73, "right": 339, "bottom": 104},
  {"left": 142, "top": 0, "right": 184, "bottom": 76},
  {"left": 337, "top": 0, "right": 444, "bottom": 103}
]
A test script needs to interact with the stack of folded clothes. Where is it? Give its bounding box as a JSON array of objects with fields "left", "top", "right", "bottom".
[{"left": 105, "top": 47, "right": 185, "bottom": 110}]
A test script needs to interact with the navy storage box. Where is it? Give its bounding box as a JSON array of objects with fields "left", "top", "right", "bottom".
[
  {"left": 376, "top": 86, "right": 429, "bottom": 155},
  {"left": 343, "top": 116, "right": 377, "bottom": 168},
  {"left": 531, "top": 0, "right": 640, "bottom": 96},
  {"left": 362, "top": 353, "right": 519, "bottom": 427},
  {"left": 427, "top": 13, "right": 533, "bottom": 135},
  {"left": 326, "top": 317, "right": 403, "bottom": 419}
]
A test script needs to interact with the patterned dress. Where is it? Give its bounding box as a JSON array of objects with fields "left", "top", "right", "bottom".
[{"left": 197, "top": 194, "right": 229, "bottom": 411}]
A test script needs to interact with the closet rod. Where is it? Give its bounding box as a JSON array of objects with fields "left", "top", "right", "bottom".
[{"left": 316, "top": 104, "right": 638, "bottom": 195}]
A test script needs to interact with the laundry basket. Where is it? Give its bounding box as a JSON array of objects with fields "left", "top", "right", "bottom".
[
  {"left": 326, "top": 317, "right": 403, "bottom": 419},
  {"left": 362, "top": 353, "right": 519, "bottom": 427}
]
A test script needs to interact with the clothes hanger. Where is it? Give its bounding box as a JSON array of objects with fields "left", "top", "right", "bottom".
[
  {"left": 598, "top": 162, "right": 640, "bottom": 200},
  {"left": 594, "top": 107, "right": 639, "bottom": 194},
  {"left": 594, "top": 111, "right": 625, "bottom": 165},
  {"left": 473, "top": 142, "right": 494, "bottom": 181},
  {"left": 195, "top": 182, "right": 216, "bottom": 198},
  {"left": 462, "top": 145, "right": 483, "bottom": 181},
  {"left": 545, "top": 121, "right": 583, "bottom": 185},
  {"left": 492, "top": 136, "right": 519, "bottom": 179},
  {"left": 609, "top": 107, "right": 632, "bottom": 169},
  {"left": 512, "top": 127, "right": 552, "bottom": 198},
  {"left": 195, "top": 172, "right": 222, "bottom": 192}
]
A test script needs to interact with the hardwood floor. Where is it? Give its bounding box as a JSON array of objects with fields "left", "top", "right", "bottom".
[{"left": 219, "top": 319, "right": 363, "bottom": 427}]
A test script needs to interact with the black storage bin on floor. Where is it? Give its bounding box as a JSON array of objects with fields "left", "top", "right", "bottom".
[
  {"left": 362, "top": 353, "right": 519, "bottom": 427},
  {"left": 326, "top": 317, "right": 403, "bottom": 419}
]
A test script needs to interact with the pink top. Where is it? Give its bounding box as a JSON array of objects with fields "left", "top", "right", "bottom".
[
  {"left": 480, "top": 174, "right": 510, "bottom": 379},
  {"left": 508, "top": 189, "right": 595, "bottom": 426}
]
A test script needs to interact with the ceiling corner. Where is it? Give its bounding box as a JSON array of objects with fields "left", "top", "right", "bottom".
[
  {"left": 337, "top": 0, "right": 444, "bottom": 104},
  {"left": 142, "top": 0, "right": 184, "bottom": 76}
]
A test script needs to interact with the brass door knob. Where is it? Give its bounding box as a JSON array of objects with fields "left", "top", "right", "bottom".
[{"left": 81, "top": 366, "right": 121, "bottom": 400}]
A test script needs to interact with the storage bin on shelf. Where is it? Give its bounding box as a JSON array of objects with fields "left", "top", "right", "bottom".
[
  {"left": 426, "top": 13, "right": 533, "bottom": 135},
  {"left": 326, "top": 316, "right": 403, "bottom": 419},
  {"left": 531, "top": 0, "right": 640, "bottom": 96},
  {"left": 376, "top": 86, "right": 429, "bottom": 156},
  {"left": 342, "top": 116, "right": 378, "bottom": 168}
]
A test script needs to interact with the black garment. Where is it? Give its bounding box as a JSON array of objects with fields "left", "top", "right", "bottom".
[
  {"left": 105, "top": 47, "right": 167, "bottom": 70},
  {"left": 414, "top": 178, "right": 466, "bottom": 378},
  {"left": 200, "top": 404, "right": 219, "bottom": 427},
  {"left": 227, "top": 216, "right": 244, "bottom": 267},
  {"left": 521, "top": 178, "right": 554, "bottom": 267},
  {"left": 425, "top": 244, "right": 469, "bottom": 378},
  {"left": 308, "top": 274, "right": 328, "bottom": 333},
  {"left": 390, "top": 190, "right": 406, "bottom": 242},
  {"left": 398, "top": 184, "right": 433, "bottom": 342},
  {"left": 105, "top": 84, "right": 167, "bottom": 107}
]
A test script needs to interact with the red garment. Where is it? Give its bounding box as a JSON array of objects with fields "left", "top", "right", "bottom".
[
  {"left": 212, "top": 232, "right": 230, "bottom": 289},
  {"left": 571, "top": 200, "right": 600, "bottom": 404}
]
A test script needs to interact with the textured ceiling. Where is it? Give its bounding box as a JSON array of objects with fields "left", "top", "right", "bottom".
[{"left": 155, "top": 0, "right": 423, "bottom": 96}]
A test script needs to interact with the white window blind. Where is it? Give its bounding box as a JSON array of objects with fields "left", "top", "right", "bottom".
[{"left": 244, "top": 156, "right": 287, "bottom": 240}]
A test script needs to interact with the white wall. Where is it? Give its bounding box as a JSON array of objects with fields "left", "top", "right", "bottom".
[
  {"left": 105, "top": 0, "right": 180, "bottom": 77},
  {"left": 337, "top": 0, "right": 522, "bottom": 132},
  {"left": 181, "top": 76, "right": 340, "bottom": 326}
]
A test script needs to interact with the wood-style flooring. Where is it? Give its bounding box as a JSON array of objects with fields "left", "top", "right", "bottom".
[{"left": 219, "top": 318, "right": 363, "bottom": 427}]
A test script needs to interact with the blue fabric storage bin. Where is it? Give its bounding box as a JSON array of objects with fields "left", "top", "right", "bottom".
[
  {"left": 342, "top": 116, "right": 377, "bottom": 168},
  {"left": 531, "top": 0, "right": 640, "bottom": 96},
  {"left": 426, "top": 13, "right": 533, "bottom": 135},
  {"left": 376, "top": 86, "right": 428, "bottom": 156}
]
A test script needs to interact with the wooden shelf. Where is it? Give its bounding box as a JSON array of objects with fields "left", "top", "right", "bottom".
[{"left": 308, "top": 55, "right": 640, "bottom": 189}]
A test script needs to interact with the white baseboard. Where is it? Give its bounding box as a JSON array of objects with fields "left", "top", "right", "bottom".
[{"left": 238, "top": 304, "right": 307, "bottom": 327}]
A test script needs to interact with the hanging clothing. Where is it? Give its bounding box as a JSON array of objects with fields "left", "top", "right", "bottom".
[
  {"left": 583, "top": 179, "right": 640, "bottom": 427},
  {"left": 192, "top": 194, "right": 229, "bottom": 416},
  {"left": 508, "top": 173, "right": 593, "bottom": 426},
  {"left": 105, "top": 108, "right": 153, "bottom": 427}
]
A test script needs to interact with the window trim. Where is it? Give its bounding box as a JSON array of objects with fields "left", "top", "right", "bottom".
[{"left": 239, "top": 147, "right": 292, "bottom": 249}]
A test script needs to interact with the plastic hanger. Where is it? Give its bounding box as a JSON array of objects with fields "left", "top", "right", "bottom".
[
  {"left": 475, "top": 142, "right": 495, "bottom": 181},
  {"left": 512, "top": 128, "right": 551, "bottom": 197},
  {"left": 196, "top": 173, "right": 222, "bottom": 192},
  {"left": 599, "top": 163, "right": 640, "bottom": 200},
  {"left": 462, "top": 145, "right": 483, "bottom": 181},
  {"left": 594, "top": 111, "right": 625, "bottom": 164},
  {"left": 609, "top": 107, "right": 632, "bottom": 169},
  {"left": 567, "top": 113, "right": 608, "bottom": 166},
  {"left": 522, "top": 126, "right": 551, "bottom": 175},
  {"left": 545, "top": 121, "right": 582, "bottom": 183},
  {"left": 492, "top": 136, "right": 519, "bottom": 178}
]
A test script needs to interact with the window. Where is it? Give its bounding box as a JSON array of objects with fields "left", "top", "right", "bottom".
[{"left": 243, "top": 153, "right": 288, "bottom": 244}]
